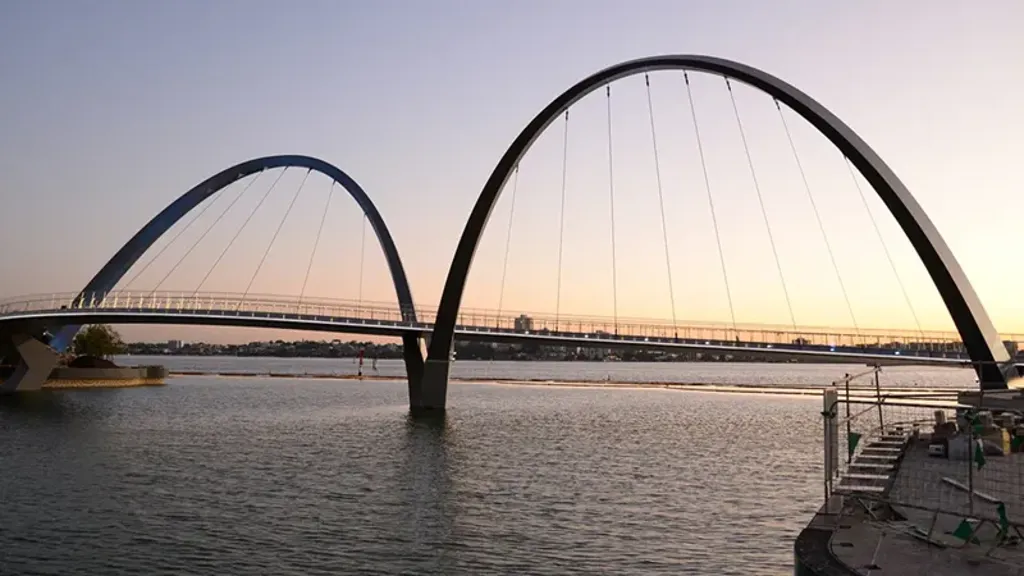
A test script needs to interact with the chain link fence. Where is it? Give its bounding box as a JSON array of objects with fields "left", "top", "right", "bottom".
[{"left": 821, "top": 365, "right": 1024, "bottom": 550}]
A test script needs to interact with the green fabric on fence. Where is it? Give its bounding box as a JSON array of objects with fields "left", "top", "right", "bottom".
[
  {"left": 967, "top": 411, "right": 985, "bottom": 436},
  {"left": 953, "top": 519, "right": 975, "bottom": 541},
  {"left": 998, "top": 503, "right": 1011, "bottom": 536},
  {"left": 974, "top": 440, "right": 986, "bottom": 471},
  {"left": 847, "top": 432, "right": 862, "bottom": 458},
  {"left": 1012, "top": 435, "right": 1023, "bottom": 451}
]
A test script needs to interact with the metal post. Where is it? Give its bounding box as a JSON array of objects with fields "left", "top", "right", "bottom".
[
  {"left": 845, "top": 373, "right": 852, "bottom": 464},
  {"left": 967, "top": 417, "right": 975, "bottom": 517},
  {"left": 874, "top": 365, "right": 884, "bottom": 433},
  {"left": 823, "top": 388, "right": 839, "bottom": 504}
]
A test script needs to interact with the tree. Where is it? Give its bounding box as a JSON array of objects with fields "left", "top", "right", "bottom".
[{"left": 72, "top": 324, "right": 125, "bottom": 358}]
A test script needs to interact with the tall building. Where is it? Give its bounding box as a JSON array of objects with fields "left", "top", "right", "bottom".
[{"left": 514, "top": 314, "right": 534, "bottom": 332}]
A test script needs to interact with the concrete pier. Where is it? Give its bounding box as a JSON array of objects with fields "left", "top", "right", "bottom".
[
  {"left": 415, "top": 358, "right": 450, "bottom": 412},
  {"left": 43, "top": 365, "right": 167, "bottom": 389},
  {"left": 0, "top": 333, "right": 59, "bottom": 393}
]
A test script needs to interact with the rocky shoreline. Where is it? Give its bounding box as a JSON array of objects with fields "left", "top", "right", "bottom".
[
  {"left": 44, "top": 377, "right": 166, "bottom": 389},
  {"left": 42, "top": 365, "right": 168, "bottom": 390}
]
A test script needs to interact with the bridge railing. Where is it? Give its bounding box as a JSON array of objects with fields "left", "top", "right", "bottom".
[
  {"left": 446, "top": 310, "right": 967, "bottom": 353},
  {"left": 0, "top": 291, "right": 420, "bottom": 325},
  {"left": 443, "top": 305, "right": 1022, "bottom": 354},
  {"left": 0, "top": 290, "right": 1021, "bottom": 354}
]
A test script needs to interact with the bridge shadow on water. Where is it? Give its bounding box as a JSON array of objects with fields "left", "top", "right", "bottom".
[
  {"left": 0, "top": 391, "right": 78, "bottom": 420},
  {"left": 395, "top": 411, "right": 461, "bottom": 571}
]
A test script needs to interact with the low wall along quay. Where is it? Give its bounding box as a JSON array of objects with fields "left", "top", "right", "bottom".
[{"left": 43, "top": 365, "right": 168, "bottom": 389}]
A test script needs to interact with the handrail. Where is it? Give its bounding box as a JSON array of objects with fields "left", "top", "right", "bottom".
[
  {"left": 0, "top": 290, "right": 999, "bottom": 336},
  {"left": 0, "top": 290, "right": 1021, "bottom": 355}
]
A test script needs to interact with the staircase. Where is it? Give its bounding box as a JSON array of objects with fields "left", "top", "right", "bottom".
[{"left": 834, "top": 428, "right": 912, "bottom": 497}]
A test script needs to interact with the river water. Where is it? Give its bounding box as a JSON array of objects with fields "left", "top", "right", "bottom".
[
  {"left": 122, "top": 355, "right": 977, "bottom": 389},
  {"left": 0, "top": 359, "right": 975, "bottom": 575}
]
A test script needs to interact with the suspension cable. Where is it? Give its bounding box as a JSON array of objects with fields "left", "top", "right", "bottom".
[
  {"left": 193, "top": 167, "right": 289, "bottom": 296},
  {"left": 726, "top": 78, "right": 796, "bottom": 330},
  {"left": 844, "top": 157, "right": 923, "bottom": 337},
  {"left": 775, "top": 99, "right": 860, "bottom": 333},
  {"left": 496, "top": 164, "right": 520, "bottom": 323},
  {"left": 124, "top": 183, "right": 229, "bottom": 290},
  {"left": 606, "top": 85, "right": 620, "bottom": 333},
  {"left": 645, "top": 73, "right": 679, "bottom": 336},
  {"left": 356, "top": 215, "right": 369, "bottom": 306},
  {"left": 554, "top": 109, "right": 570, "bottom": 327},
  {"left": 149, "top": 170, "right": 266, "bottom": 295},
  {"left": 685, "top": 72, "right": 736, "bottom": 333},
  {"left": 299, "top": 180, "right": 335, "bottom": 304},
  {"left": 240, "top": 168, "right": 310, "bottom": 302}
]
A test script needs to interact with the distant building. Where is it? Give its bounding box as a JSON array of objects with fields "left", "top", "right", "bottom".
[
  {"left": 167, "top": 340, "right": 182, "bottom": 351},
  {"left": 514, "top": 314, "right": 534, "bottom": 332}
]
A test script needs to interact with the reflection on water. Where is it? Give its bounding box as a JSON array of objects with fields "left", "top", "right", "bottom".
[
  {"left": 117, "top": 355, "right": 979, "bottom": 389},
  {"left": 2, "top": 376, "right": 822, "bottom": 575}
]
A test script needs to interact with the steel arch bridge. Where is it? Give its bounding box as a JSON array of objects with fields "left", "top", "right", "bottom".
[
  {"left": 0, "top": 155, "right": 426, "bottom": 396},
  {"left": 417, "top": 54, "right": 1020, "bottom": 410},
  {"left": 2, "top": 56, "right": 1019, "bottom": 410}
]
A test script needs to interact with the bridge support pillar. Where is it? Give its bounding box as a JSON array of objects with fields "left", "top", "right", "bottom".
[
  {"left": 414, "top": 358, "right": 450, "bottom": 413},
  {"left": 403, "top": 334, "right": 427, "bottom": 408},
  {"left": 0, "top": 334, "right": 59, "bottom": 393}
]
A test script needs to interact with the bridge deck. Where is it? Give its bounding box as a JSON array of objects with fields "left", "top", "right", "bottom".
[{"left": 0, "top": 291, "right": 988, "bottom": 365}]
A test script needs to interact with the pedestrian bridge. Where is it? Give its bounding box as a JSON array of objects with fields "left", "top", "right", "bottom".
[
  {"left": 0, "top": 290, "right": 1000, "bottom": 366},
  {"left": 4, "top": 54, "right": 1024, "bottom": 408}
]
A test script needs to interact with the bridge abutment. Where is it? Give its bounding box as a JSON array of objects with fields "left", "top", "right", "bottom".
[
  {"left": 403, "top": 334, "right": 427, "bottom": 408},
  {"left": 413, "top": 358, "right": 450, "bottom": 413},
  {"left": 0, "top": 333, "right": 59, "bottom": 393}
]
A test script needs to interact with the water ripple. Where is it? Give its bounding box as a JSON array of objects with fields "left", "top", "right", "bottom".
[{"left": 1, "top": 377, "right": 822, "bottom": 575}]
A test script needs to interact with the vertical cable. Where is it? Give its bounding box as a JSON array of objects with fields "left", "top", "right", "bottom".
[
  {"left": 149, "top": 170, "right": 266, "bottom": 295},
  {"left": 844, "top": 157, "right": 923, "bottom": 337},
  {"left": 194, "top": 168, "right": 288, "bottom": 295},
  {"left": 299, "top": 180, "right": 335, "bottom": 304},
  {"left": 645, "top": 73, "right": 679, "bottom": 336},
  {"left": 496, "top": 165, "right": 520, "bottom": 323},
  {"left": 775, "top": 99, "right": 859, "bottom": 333},
  {"left": 684, "top": 72, "right": 737, "bottom": 332},
  {"left": 241, "top": 168, "right": 311, "bottom": 301},
  {"left": 554, "top": 110, "right": 570, "bottom": 327},
  {"left": 606, "top": 85, "right": 620, "bottom": 333},
  {"left": 725, "top": 78, "right": 797, "bottom": 330},
  {"left": 124, "top": 183, "right": 228, "bottom": 290},
  {"left": 357, "top": 215, "right": 367, "bottom": 306}
]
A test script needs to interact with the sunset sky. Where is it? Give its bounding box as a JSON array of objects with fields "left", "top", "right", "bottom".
[{"left": 1, "top": 0, "right": 1022, "bottom": 344}]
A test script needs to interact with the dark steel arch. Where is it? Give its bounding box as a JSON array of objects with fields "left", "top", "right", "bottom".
[
  {"left": 427, "top": 54, "right": 1015, "bottom": 390},
  {"left": 49, "top": 155, "right": 424, "bottom": 390}
]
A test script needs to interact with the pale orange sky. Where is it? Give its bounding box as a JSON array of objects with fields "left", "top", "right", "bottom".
[{"left": 2, "top": 1, "right": 1022, "bottom": 344}]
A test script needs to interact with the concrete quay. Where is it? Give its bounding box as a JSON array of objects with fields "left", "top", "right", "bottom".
[{"left": 42, "top": 365, "right": 167, "bottom": 389}]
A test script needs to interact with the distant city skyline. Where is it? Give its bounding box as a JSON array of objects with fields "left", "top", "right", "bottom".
[{"left": 2, "top": 0, "right": 1023, "bottom": 344}]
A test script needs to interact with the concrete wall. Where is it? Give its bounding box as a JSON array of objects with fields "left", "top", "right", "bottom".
[
  {"left": 44, "top": 365, "right": 167, "bottom": 389},
  {"left": 49, "top": 365, "right": 167, "bottom": 380}
]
